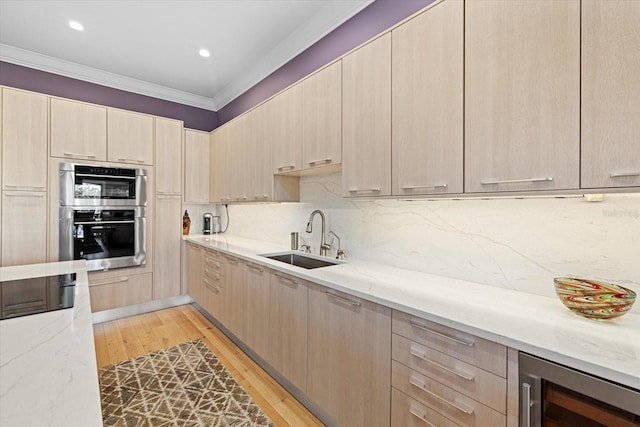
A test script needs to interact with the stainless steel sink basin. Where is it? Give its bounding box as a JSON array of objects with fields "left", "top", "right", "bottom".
[{"left": 261, "top": 252, "right": 341, "bottom": 269}]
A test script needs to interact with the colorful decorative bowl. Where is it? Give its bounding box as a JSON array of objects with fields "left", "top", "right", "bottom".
[{"left": 554, "top": 277, "right": 636, "bottom": 320}]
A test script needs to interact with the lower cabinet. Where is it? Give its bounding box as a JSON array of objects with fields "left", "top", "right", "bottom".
[
  {"left": 186, "top": 243, "right": 204, "bottom": 306},
  {"left": 307, "top": 282, "right": 392, "bottom": 427},
  {"left": 153, "top": 194, "right": 182, "bottom": 299},
  {"left": 202, "top": 248, "right": 224, "bottom": 318},
  {"left": 89, "top": 272, "right": 152, "bottom": 312},
  {"left": 243, "top": 261, "right": 270, "bottom": 360},
  {"left": 221, "top": 253, "right": 244, "bottom": 339},
  {"left": 268, "top": 270, "right": 308, "bottom": 392}
]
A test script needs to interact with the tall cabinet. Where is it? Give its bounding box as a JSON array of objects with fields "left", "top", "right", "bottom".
[
  {"left": 184, "top": 129, "right": 210, "bottom": 203},
  {"left": 154, "top": 117, "right": 183, "bottom": 299},
  {"left": 1, "top": 88, "right": 48, "bottom": 266},
  {"left": 464, "top": 0, "right": 580, "bottom": 193},
  {"left": 581, "top": 1, "right": 640, "bottom": 189},
  {"left": 342, "top": 33, "right": 392, "bottom": 197}
]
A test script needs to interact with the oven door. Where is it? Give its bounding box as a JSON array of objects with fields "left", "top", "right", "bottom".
[{"left": 59, "top": 207, "right": 146, "bottom": 271}]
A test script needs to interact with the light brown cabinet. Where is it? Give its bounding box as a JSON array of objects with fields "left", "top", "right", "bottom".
[
  {"left": 88, "top": 272, "right": 153, "bottom": 312},
  {"left": 464, "top": 0, "right": 580, "bottom": 194},
  {"left": 210, "top": 125, "right": 229, "bottom": 203},
  {"left": 202, "top": 248, "right": 224, "bottom": 317},
  {"left": 1, "top": 191, "right": 47, "bottom": 266},
  {"left": 269, "top": 270, "right": 308, "bottom": 392},
  {"left": 342, "top": 33, "right": 392, "bottom": 197},
  {"left": 186, "top": 242, "right": 204, "bottom": 306},
  {"left": 307, "top": 282, "right": 391, "bottom": 427},
  {"left": 302, "top": 61, "right": 342, "bottom": 170},
  {"left": 154, "top": 118, "right": 183, "bottom": 300},
  {"left": 107, "top": 108, "right": 154, "bottom": 165},
  {"left": 50, "top": 97, "right": 107, "bottom": 161},
  {"left": 249, "top": 103, "right": 274, "bottom": 202},
  {"left": 581, "top": 1, "right": 640, "bottom": 189},
  {"left": 392, "top": 1, "right": 463, "bottom": 196},
  {"left": 271, "top": 84, "right": 303, "bottom": 174},
  {"left": 226, "top": 114, "right": 251, "bottom": 202},
  {"left": 221, "top": 254, "right": 244, "bottom": 339},
  {"left": 184, "top": 129, "right": 210, "bottom": 203},
  {"left": 1, "top": 88, "right": 48, "bottom": 191},
  {"left": 242, "top": 261, "right": 270, "bottom": 359}
]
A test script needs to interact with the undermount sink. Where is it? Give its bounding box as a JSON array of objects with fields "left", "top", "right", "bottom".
[{"left": 260, "top": 252, "right": 341, "bottom": 269}]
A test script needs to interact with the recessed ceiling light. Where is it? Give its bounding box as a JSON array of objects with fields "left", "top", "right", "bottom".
[
  {"left": 69, "top": 21, "right": 84, "bottom": 31},
  {"left": 199, "top": 49, "right": 210, "bottom": 58}
]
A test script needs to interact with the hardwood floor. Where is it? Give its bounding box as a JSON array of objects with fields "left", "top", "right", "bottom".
[{"left": 93, "top": 304, "right": 324, "bottom": 427}]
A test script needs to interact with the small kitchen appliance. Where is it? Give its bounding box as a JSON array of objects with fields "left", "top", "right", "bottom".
[
  {"left": 211, "top": 216, "right": 222, "bottom": 233},
  {"left": 203, "top": 212, "right": 213, "bottom": 234}
]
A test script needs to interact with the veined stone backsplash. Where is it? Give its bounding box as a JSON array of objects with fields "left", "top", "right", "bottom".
[{"left": 209, "top": 172, "right": 640, "bottom": 298}]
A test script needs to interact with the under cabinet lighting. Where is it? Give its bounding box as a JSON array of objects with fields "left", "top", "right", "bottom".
[
  {"left": 69, "top": 21, "right": 84, "bottom": 31},
  {"left": 199, "top": 49, "right": 210, "bottom": 58}
]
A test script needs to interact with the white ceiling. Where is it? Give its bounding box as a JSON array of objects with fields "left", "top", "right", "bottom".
[{"left": 0, "top": 0, "right": 372, "bottom": 111}]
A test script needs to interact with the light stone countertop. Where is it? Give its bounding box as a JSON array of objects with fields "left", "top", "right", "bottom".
[
  {"left": 0, "top": 260, "right": 102, "bottom": 427},
  {"left": 185, "top": 234, "right": 640, "bottom": 391}
]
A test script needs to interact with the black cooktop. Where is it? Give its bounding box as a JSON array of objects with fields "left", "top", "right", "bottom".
[{"left": 0, "top": 273, "right": 76, "bottom": 320}]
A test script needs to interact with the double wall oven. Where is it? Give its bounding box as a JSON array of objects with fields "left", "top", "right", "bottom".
[{"left": 59, "top": 163, "right": 147, "bottom": 272}]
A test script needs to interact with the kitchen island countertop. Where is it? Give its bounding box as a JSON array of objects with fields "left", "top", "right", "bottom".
[
  {"left": 185, "top": 234, "right": 640, "bottom": 391},
  {"left": 0, "top": 260, "right": 102, "bottom": 427}
]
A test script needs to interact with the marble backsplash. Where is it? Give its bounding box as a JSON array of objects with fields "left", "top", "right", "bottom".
[{"left": 204, "top": 173, "right": 640, "bottom": 298}]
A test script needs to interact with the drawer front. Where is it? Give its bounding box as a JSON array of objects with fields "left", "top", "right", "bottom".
[
  {"left": 393, "top": 309, "right": 506, "bottom": 377},
  {"left": 89, "top": 272, "right": 152, "bottom": 312},
  {"left": 392, "top": 388, "right": 459, "bottom": 427},
  {"left": 393, "top": 334, "right": 506, "bottom": 412},
  {"left": 393, "top": 360, "right": 506, "bottom": 427},
  {"left": 203, "top": 249, "right": 223, "bottom": 272}
]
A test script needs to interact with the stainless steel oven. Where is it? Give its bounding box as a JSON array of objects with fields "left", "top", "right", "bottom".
[
  {"left": 59, "top": 162, "right": 146, "bottom": 207},
  {"left": 519, "top": 352, "right": 640, "bottom": 426},
  {"left": 59, "top": 162, "right": 147, "bottom": 272}
]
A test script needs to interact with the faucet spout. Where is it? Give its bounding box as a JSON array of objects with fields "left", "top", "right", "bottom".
[{"left": 305, "top": 210, "right": 330, "bottom": 256}]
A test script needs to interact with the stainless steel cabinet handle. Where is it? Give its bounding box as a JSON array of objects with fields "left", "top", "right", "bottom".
[
  {"left": 521, "top": 383, "right": 531, "bottom": 427},
  {"left": 402, "top": 184, "right": 448, "bottom": 190},
  {"left": 409, "top": 376, "right": 474, "bottom": 415},
  {"left": 224, "top": 256, "right": 239, "bottom": 264},
  {"left": 481, "top": 177, "right": 553, "bottom": 185},
  {"left": 235, "top": 196, "right": 247, "bottom": 201},
  {"left": 246, "top": 263, "right": 264, "bottom": 273},
  {"left": 610, "top": 172, "right": 640, "bottom": 178},
  {"left": 408, "top": 406, "right": 436, "bottom": 427},
  {"left": 410, "top": 347, "right": 474, "bottom": 381},
  {"left": 91, "top": 276, "right": 129, "bottom": 286},
  {"left": 4, "top": 184, "right": 45, "bottom": 190},
  {"left": 117, "top": 157, "right": 145, "bottom": 164},
  {"left": 348, "top": 187, "right": 381, "bottom": 193},
  {"left": 203, "top": 280, "right": 221, "bottom": 293},
  {"left": 156, "top": 194, "right": 181, "bottom": 199},
  {"left": 325, "top": 291, "right": 361, "bottom": 307},
  {"left": 308, "top": 158, "right": 332, "bottom": 166},
  {"left": 204, "top": 260, "right": 221, "bottom": 269},
  {"left": 277, "top": 164, "right": 296, "bottom": 172},
  {"left": 409, "top": 320, "right": 474, "bottom": 347},
  {"left": 253, "top": 195, "right": 269, "bottom": 200},
  {"left": 274, "top": 272, "right": 298, "bottom": 285},
  {"left": 204, "top": 272, "right": 221, "bottom": 281},
  {"left": 156, "top": 192, "right": 181, "bottom": 197},
  {"left": 64, "top": 152, "right": 96, "bottom": 159},
  {"left": 4, "top": 192, "right": 46, "bottom": 198}
]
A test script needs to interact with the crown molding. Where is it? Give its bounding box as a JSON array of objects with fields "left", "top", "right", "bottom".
[{"left": 0, "top": 44, "right": 217, "bottom": 111}]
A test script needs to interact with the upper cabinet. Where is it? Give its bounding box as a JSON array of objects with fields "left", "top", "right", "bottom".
[
  {"left": 155, "top": 117, "right": 183, "bottom": 195},
  {"left": 107, "top": 108, "right": 154, "bottom": 165},
  {"left": 1, "top": 88, "right": 48, "bottom": 191},
  {"left": 464, "top": 0, "right": 580, "bottom": 194},
  {"left": 50, "top": 97, "right": 107, "bottom": 161},
  {"left": 271, "top": 84, "right": 303, "bottom": 174},
  {"left": 184, "top": 129, "right": 210, "bottom": 203},
  {"left": 249, "top": 102, "right": 274, "bottom": 202},
  {"left": 210, "top": 125, "right": 229, "bottom": 203},
  {"left": 392, "top": 0, "right": 463, "bottom": 196},
  {"left": 226, "top": 114, "right": 251, "bottom": 202},
  {"left": 342, "top": 33, "right": 392, "bottom": 197},
  {"left": 581, "top": 1, "right": 640, "bottom": 189},
  {"left": 302, "top": 61, "right": 342, "bottom": 171}
]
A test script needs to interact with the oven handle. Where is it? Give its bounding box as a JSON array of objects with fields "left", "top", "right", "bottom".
[
  {"left": 74, "top": 220, "right": 135, "bottom": 225},
  {"left": 75, "top": 173, "right": 136, "bottom": 180}
]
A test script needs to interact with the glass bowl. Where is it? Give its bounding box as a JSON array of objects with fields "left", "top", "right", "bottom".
[{"left": 554, "top": 277, "right": 636, "bottom": 320}]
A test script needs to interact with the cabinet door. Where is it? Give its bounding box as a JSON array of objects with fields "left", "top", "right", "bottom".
[
  {"left": 1, "top": 191, "right": 47, "bottom": 266},
  {"left": 392, "top": 1, "right": 463, "bottom": 196},
  {"left": 155, "top": 117, "right": 183, "bottom": 195},
  {"left": 1, "top": 89, "right": 48, "bottom": 191},
  {"left": 302, "top": 61, "right": 342, "bottom": 170},
  {"left": 465, "top": 1, "right": 580, "bottom": 193},
  {"left": 184, "top": 129, "right": 210, "bottom": 203},
  {"left": 210, "top": 126, "right": 229, "bottom": 203},
  {"left": 50, "top": 98, "right": 107, "bottom": 161},
  {"left": 226, "top": 114, "right": 250, "bottom": 202},
  {"left": 186, "top": 243, "right": 203, "bottom": 306},
  {"left": 271, "top": 84, "right": 303, "bottom": 174},
  {"left": 243, "top": 262, "right": 270, "bottom": 359},
  {"left": 249, "top": 103, "right": 274, "bottom": 201},
  {"left": 222, "top": 254, "right": 244, "bottom": 339},
  {"left": 154, "top": 194, "right": 182, "bottom": 299},
  {"left": 342, "top": 34, "right": 392, "bottom": 197},
  {"left": 269, "top": 271, "right": 308, "bottom": 392},
  {"left": 307, "top": 283, "right": 392, "bottom": 427},
  {"left": 107, "top": 108, "right": 154, "bottom": 165},
  {"left": 89, "top": 272, "right": 152, "bottom": 312},
  {"left": 581, "top": 1, "right": 640, "bottom": 189}
]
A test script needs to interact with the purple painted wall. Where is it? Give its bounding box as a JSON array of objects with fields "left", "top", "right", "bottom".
[
  {"left": 0, "top": 61, "right": 218, "bottom": 131},
  {"left": 217, "top": 0, "right": 435, "bottom": 125}
]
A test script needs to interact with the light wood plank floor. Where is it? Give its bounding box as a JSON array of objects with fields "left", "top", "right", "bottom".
[{"left": 94, "top": 304, "right": 324, "bottom": 427}]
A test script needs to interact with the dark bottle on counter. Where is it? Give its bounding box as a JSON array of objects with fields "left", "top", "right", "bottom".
[{"left": 182, "top": 210, "right": 191, "bottom": 235}]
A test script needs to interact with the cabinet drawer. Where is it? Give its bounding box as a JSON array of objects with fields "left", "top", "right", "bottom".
[
  {"left": 392, "top": 387, "right": 459, "bottom": 427},
  {"left": 393, "top": 310, "right": 506, "bottom": 377},
  {"left": 393, "top": 334, "right": 506, "bottom": 412},
  {"left": 393, "top": 361, "right": 505, "bottom": 427},
  {"left": 203, "top": 249, "right": 223, "bottom": 270},
  {"left": 89, "top": 272, "right": 152, "bottom": 312}
]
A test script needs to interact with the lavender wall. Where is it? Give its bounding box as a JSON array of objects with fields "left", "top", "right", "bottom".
[
  {"left": 216, "top": 0, "right": 435, "bottom": 125},
  {"left": 0, "top": 61, "right": 218, "bottom": 131}
]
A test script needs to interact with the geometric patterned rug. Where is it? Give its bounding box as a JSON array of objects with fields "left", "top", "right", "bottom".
[{"left": 99, "top": 339, "right": 274, "bottom": 427}]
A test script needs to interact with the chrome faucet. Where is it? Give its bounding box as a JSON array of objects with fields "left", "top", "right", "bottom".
[{"left": 306, "top": 210, "right": 331, "bottom": 256}]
